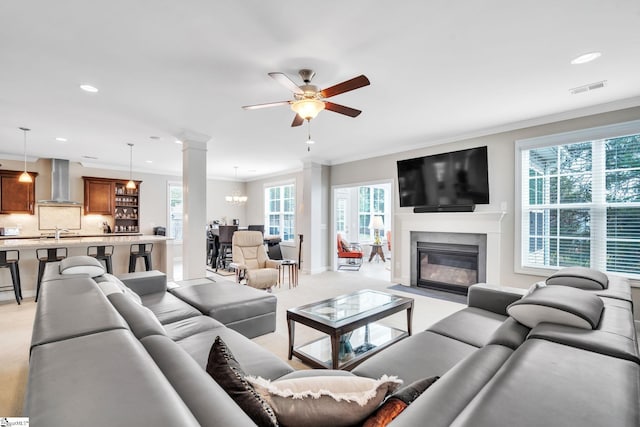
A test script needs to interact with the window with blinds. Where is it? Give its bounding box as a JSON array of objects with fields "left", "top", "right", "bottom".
[{"left": 518, "top": 122, "right": 640, "bottom": 277}]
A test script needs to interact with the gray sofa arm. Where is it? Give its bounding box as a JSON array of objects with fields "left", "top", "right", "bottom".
[
  {"left": 467, "top": 283, "right": 527, "bottom": 316},
  {"left": 117, "top": 270, "right": 167, "bottom": 295}
]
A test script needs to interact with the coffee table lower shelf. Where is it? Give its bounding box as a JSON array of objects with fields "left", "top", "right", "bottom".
[{"left": 291, "top": 323, "right": 408, "bottom": 371}]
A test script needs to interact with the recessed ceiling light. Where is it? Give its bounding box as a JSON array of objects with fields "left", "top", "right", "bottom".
[
  {"left": 175, "top": 140, "right": 183, "bottom": 145},
  {"left": 80, "top": 84, "right": 99, "bottom": 93},
  {"left": 150, "top": 136, "right": 160, "bottom": 140},
  {"left": 55, "top": 137, "right": 67, "bottom": 142},
  {"left": 145, "top": 160, "right": 153, "bottom": 163},
  {"left": 571, "top": 52, "right": 602, "bottom": 65}
]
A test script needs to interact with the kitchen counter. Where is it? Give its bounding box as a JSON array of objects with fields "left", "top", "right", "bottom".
[
  {"left": 0, "top": 235, "right": 175, "bottom": 302},
  {"left": 0, "top": 233, "right": 143, "bottom": 240}
]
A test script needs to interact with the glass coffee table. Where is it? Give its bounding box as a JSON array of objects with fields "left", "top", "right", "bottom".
[{"left": 287, "top": 289, "right": 413, "bottom": 370}]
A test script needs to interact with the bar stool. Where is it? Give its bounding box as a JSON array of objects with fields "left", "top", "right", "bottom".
[
  {"left": 0, "top": 250, "right": 22, "bottom": 305},
  {"left": 36, "top": 247, "right": 68, "bottom": 302},
  {"left": 129, "top": 243, "right": 153, "bottom": 272},
  {"left": 87, "top": 245, "right": 114, "bottom": 274}
]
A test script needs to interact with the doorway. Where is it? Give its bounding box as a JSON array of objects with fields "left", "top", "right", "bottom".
[{"left": 332, "top": 181, "right": 393, "bottom": 279}]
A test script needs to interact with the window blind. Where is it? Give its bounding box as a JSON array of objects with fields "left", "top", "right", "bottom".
[{"left": 519, "top": 123, "right": 640, "bottom": 278}]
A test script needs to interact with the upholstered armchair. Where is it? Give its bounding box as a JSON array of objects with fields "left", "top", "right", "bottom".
[
  {"left": 232, "top": 230, "right": 280, "bottom": 290},
  {"left": 337, "top": 233, "right": 364, "bottom": 270}
]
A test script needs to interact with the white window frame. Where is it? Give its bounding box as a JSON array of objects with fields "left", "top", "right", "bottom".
[
  {"left": 515, "top": 119, "right": 640, "bottom": 279},
  {"left": 264, "top": 181, "right": 296, "bottom": 244}
]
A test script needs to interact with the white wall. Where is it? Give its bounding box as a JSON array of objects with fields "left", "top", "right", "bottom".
[{"left": 330, "top": 106, "right": 640, "bottom": 296}]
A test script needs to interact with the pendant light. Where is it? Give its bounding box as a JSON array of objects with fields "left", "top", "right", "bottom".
[
  {"left": 126, "top": 143, "right": 136, "bottom": 190},
  {"left": 18, "top": 127, "right": 33, "bottom": 183}
]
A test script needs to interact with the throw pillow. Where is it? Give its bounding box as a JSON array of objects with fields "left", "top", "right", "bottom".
[
  {"left": 245, "top": 374, "right": 402, "bottom": 427},
  {"left": 205, "top": 336, "right": 278, "bottom": 427},
  {"left": 363, "top": 376, "right": 439, "bottom": 427}
]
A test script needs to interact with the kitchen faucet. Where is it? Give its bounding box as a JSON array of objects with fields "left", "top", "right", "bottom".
[{"left": 54, "top": 226, "right": 69, "bottom": 239}]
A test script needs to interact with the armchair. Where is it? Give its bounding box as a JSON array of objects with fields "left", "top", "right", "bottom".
[
  {"left": 337, "top": 233, "right": 364, "bottom": 270},
  {"left": 232, "top": 230, "right": 280, "bottom": 290}
]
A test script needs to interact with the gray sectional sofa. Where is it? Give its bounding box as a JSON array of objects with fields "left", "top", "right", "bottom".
[{"left": 25, "top": 258, "right": 640, "bottom": 426}]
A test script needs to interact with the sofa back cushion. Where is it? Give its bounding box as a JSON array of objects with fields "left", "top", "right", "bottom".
[
  {"left": 545, "top": 266, "right": 608, "bottom": 290},
  {"left": 108, "top": 292, "right": 167, "bottom": 339},
  {"left": 59, "top": 255, "right": 105, "bottom": 277},
  {"left": 507, "top": 286, "right": 604, "bottom": 329}
]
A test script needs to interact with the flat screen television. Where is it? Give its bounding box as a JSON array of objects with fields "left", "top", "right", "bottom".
[{"left": 397, "top": 146, "right": 489, "bottom": 208}]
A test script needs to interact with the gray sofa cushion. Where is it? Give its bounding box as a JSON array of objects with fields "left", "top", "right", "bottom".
[
  {"left": 527, "top": 297, "right": 639, "bottom": 363},
  {"left": 507, "top": 286, "right": 604, "bottom": 329},
  {"left": 59, "top": 255, "right": 105, "bottom": 277},
  {"left": 448, "top": 339, "right": 640, "bottom": 427},
  {"left": 108, "top": 293, "right": 167, "bottom": 339},
  {"left": 163, "top": 315, "right": 225, "bottom": 341},
  {"left": 352, "top": 331, "right": 477, "bottom": 385},
  {"left": 485, "top": 317, "right": 530, "bottom": 350},
  {"left": 141, "top": 334, "right": 257, "bottom": 426},
  {"left": 389, "top": 344, "right": 514, "bottom": 427},
  {"left": 27, "top": 329, "right": 200, "bottom": 427},
  {"left": 171, "top": 282, "right": 277, "bottom": 325},
  {"left": 428, "top": 307, "right": 507, "bottom": 348},
  {"left": 176, "top": 327, "right": 295, "bottom": 381},
  {"left": 31, "top": 277, "right": 128, "bottom": 349},
  {"left": 466, "top": 284, "right": 526, "bottom": 316},
  {"left": 546, "top": 266, "right": 608, "bottom": 290},
  {"left": 118, "top": 270, "right": 167, "bottom": 295},
  {"left": 140, "top": 291, "right": 202, "bottom": 324}
]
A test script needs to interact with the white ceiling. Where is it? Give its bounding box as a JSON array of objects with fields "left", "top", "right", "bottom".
[{"left": 1, "top": 1, "right": 640, "bottom": 181}]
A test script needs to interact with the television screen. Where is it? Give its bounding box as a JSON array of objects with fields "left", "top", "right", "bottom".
[{"left": 397, "top": 146, "right": 489, "bottom": 208}]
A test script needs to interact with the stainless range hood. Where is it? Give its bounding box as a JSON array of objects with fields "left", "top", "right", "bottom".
[{"left": 38, "top": 159, "right": 82, "bottom": 205}]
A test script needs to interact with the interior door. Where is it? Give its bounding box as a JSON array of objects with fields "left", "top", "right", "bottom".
[{"left": 334, "top": 188, "right": 354, "bottom": 242}]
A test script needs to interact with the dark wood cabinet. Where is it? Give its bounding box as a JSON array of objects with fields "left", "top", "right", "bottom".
[
  {"left": 83, "top": 178, "right": 114, "bottom": 215},
  {"left": 83, "top": 177, "right": 142, "bottom": 233},
  {"left": 0, "top": 170, "right": 38, "bottom": 214}
]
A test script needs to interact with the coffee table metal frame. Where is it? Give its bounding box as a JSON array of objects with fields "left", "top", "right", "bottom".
[{"left": 287, "top": 289, "right": 413, "bottom": 370}]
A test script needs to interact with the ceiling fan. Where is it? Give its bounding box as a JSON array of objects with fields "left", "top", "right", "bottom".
[{"left": 242, "top": 69, "right": 370, "bottom": 127}]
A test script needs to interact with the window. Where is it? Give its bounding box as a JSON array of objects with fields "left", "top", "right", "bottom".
[
  {"left": 167, "top": 182, "right": 183, "bottom": 240},
  {"left": 518, "top": 120, "right": 640, "bottom": 277},
  {"left": 358, "top": 185, "right": 386, "bottom": 241},
  {"left": 265, "top": 183, "right": 295, "bottom": 242}
]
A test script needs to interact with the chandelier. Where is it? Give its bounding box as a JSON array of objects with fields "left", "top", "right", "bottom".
[{"left": 225, "top": 167, "right": 248, "bottom": 205}]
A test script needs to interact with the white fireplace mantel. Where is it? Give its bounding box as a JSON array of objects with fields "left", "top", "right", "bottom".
[{"left": 395, "top": 211, "right": 506, "bottom": 286}]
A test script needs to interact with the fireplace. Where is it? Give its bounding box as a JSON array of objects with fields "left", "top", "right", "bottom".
[
  {"left": 409, "top": 231, "right": 487, "bottom": 295},
  {"left": 417, "top": 242, "right": 479, "bottom": 295}
]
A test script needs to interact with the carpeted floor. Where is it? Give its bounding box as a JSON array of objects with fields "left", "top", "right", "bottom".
[
  {"left": 387, "top": 283, "right": 467, "bottom": 304},
  {"left": 0, "top": 266, "right": 465, "bottom": 416}
]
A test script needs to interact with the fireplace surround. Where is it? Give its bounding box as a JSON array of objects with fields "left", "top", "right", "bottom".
[{"left": 397, "top": 211, "right": 505, "bottom": 289}]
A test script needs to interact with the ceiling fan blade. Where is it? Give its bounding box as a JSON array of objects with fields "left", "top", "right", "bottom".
[
  {"left": 320, "top": 75, "right": 370, "bottom": 98},
  {"left": 242, "top": 101, "right": 291, "bottom": 110},
  {"left": 269, "top": 72, "right": 304, "bottom": 95},
  {"left": 324, "top": 102, "right": 362, "bottom": 117},
  {"left": 291, "top": 114, "right": 304, "bottom": 127}
]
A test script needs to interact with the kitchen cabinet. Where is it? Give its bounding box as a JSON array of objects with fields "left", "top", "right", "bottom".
[
  {"left": 82, "top": 177, "right": 142, "bottom": 233},
  {"left": 83, "top": 178, "right": 114, "bottom": 215},
  {"left": 0, "top": 170, "right": 38, "bottom": 214}
]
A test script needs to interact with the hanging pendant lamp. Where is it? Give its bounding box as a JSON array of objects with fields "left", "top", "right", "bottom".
[
  {"left": 18, "top": 127, "right": 33, "bottom": 183},
  {"left": 126, "top": 143, "right": 136, "bottom": 190}
]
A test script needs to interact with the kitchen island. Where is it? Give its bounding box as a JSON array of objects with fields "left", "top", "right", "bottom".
[{"left": 0, "top": 234, "right": 174, "bottom": 301}]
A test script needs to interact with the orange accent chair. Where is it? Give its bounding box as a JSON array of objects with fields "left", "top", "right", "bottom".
[{"left": 337, "top": 233, "right": 364, "bottom": 270}]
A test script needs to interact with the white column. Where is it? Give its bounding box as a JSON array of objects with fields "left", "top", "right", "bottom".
[
  {"left": 180, "top": 132, "right": 210, "bottom": 280},
  {"left": 301, "top": 161, "right": 327, "bottom": 274}
]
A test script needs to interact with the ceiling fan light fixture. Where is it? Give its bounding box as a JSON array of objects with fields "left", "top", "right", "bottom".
[{"left": 291, "top": 99, "right": 325, "bottom": 120}]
